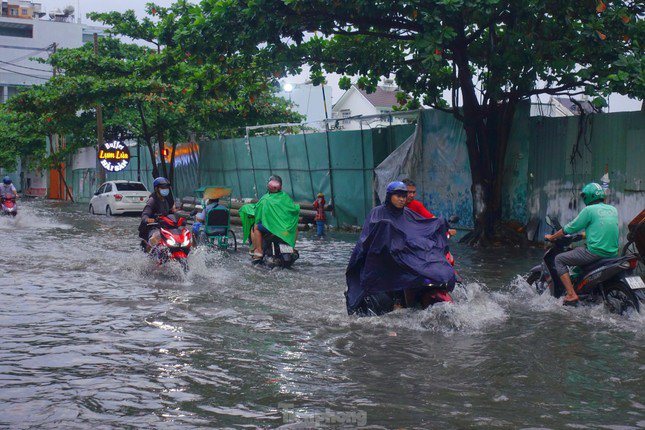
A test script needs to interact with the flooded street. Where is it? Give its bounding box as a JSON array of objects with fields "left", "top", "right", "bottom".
[{"left": 1, "top": 200, "right": 643, "bottom": 429}]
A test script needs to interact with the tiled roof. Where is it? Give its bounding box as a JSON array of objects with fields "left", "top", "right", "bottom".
[{"left": 358, "top": 86, "right": 401, "bottom": 108}]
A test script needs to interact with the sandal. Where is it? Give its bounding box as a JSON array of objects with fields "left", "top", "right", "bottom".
[{"left": 563, "top": 299, "right": 579, "bottom": 307}]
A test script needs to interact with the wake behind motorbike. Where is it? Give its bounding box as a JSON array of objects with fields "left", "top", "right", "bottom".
[
  {"left": 525, "top": 216, "right": 645, "bottom": 315},
  {"left": 140, "top": 214, "right": 192, "bottom": 271},
  {"left": 1, "top": 197, "right": 17, "bottom": 217}
]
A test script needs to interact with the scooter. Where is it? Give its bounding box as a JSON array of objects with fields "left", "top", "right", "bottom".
[
  {"left": 1, "top": 197, "right": 17, "bottom": 217},
  {"left": 253, "top": 231, "right": 299, "bottom": 269},
  {"left": 351, "top": 215, "right": 461, "bottom": 317},
  {"left": 352, "top": 281, "right": 456, "bottom": 317},
  {"left": 525, "top": 216, "right": 645, "bottom": 315},
  {"left": 140, "top": 214, "right": 192, "bottom": 271}
]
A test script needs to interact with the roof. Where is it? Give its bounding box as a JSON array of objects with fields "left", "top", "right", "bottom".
[
  {"left": 554, "top": 97, "right": 597, "bottom": 115},
  {"left": 357, "top": 86, "right": 401, "bottom": 108}
]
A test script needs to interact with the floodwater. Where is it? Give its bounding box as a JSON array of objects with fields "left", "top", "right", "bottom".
[{"left": 0, "top": 200, "right": 643, "bottom": 429}]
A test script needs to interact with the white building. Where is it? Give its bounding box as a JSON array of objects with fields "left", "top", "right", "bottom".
[
  {"left": 531, "top": 96, "right": 598, "bottom": 117},
  {"left": 331, "top": 83, "right": 408, "bottom": 130},
  {"left": 0, "top": 0, "right": 105, "bottom": 195}
]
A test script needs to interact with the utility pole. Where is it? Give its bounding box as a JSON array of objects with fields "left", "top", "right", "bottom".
[{"left": 94, "top": 33, "right": 106, "bottom": 184}]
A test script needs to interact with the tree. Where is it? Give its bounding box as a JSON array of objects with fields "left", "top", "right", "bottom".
[
  {"left": 166, "top": 0, "right": 643, "bottom": 244},
  {"left": 5, "top": 21, "right": 301, "bottom": 185},
  {"left": 85, "top": 7, "right": 302, "bottom": 184}
]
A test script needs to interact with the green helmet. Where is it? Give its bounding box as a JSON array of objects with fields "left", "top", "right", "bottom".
[{"left": 580, "top": 182, "right": 605, "bottom": 205}]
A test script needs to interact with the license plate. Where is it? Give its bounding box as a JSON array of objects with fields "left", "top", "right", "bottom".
[
  {"left": 625, "top": 276, "right": 645, "bottom": 290},
  {"left": 279, "top": 244, "right": 293, "bottom": 254}
]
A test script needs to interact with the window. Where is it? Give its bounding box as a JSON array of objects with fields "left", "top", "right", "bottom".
[
  {"left": 96, "top": 184, "right": 106, "bottom": 195},
  {"left": 21, "top": 8, "right": 28, "bottom": 15},
  {"left": 10, "top": 8, "right": 18, "bottom": 16},
  {"left": 104, "top": 183, "right": 113, "bottom": 193},
  {"left": 116, "top": 182, "right": 147, "bottom": 192},
  {"left": 0, "top": 22, "right": 33, "bottom": 38}
]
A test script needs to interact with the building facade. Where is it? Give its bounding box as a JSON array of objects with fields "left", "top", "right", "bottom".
[{"left": 0, "top": 0, "right": 105, "bottom": 195}]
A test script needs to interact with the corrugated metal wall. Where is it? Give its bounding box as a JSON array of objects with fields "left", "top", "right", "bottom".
[
  {"left": 195, "top": 124, "right": 415, "bottom": 226},
  {"left": 522, "top": 111, "right": 645, "bottom": 239},
  {"left": 65, "top": 109, "right": 643, "bottom": 236}
]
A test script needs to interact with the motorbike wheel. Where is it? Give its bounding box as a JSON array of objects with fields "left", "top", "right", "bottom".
[
  {"left": 89, "top": 204, "right": 95, "bottom": 214},
  {"left": 105, "top": 206, "right": 112, "bottom": 216},
  {"left": 603, "top": 282, "right": 639, "bottom": 315},
  {"left": 178, "top": 259, "right": 189, "bottom": 273},
  {"left": 227, "top": 230, "right": 237, "bottom": 252}
]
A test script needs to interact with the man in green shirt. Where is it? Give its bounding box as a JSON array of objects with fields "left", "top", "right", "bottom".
[{"left": 545, "top": 183, "right": 619, "bottom": 305}]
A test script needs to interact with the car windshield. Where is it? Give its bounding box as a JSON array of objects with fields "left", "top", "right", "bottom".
[{"left": 115, "top": 183, "right": 147, "bottom": 192}]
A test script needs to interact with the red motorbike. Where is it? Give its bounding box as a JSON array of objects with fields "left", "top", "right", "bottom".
[
  {"left": 140, "top": 214, "right": 192, "bottom": 271},
  {"left": 1, "top": 197, "right": 17, "bottom": 217}
]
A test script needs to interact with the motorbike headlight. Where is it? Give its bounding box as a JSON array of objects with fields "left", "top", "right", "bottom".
[
  {"left": 182, "top": 235, "right": 190, "bottom": 247},
  {"left": 166, "top": 236, "right": 177, "bottom": 246}
]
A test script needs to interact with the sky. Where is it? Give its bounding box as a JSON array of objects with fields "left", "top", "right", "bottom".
[{"left": 37, "top": 0, "right": 642, "bottom": 112}]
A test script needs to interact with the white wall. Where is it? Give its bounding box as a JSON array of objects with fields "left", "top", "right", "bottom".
[
  {"left": 0, "top": 17, "right": 84, "bottom": 88},
  {"left": 332, "top": 87, "right": 406, "bottom": 131},
  {"left": 71, "top": 146, "right": 96, "bottom": 170}
]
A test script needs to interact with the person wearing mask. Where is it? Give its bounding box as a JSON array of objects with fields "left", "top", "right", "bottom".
[
  {"left": 313, "top": 192, "right": 327, "bottom": 238},
  {"left": 545, "top": 183, "right": 619, "bottom": 306},
  {"left": 139, "top": 177, "right": 176, "bottom": 247}
]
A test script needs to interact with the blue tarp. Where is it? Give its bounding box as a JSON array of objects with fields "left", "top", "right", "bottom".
[{"left": 345, "top": 204, "right": 456, "bottom": 313}]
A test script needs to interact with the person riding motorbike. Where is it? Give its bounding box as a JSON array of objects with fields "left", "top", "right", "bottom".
[
  {"left": 0, "top": 176, "right": 18, "bottom": 200},
  {"left": 245, "top": 175, "right": 300, "bottom": 260},
  {"left": 345, "top": 181, "right": 456, "bottom": 315},
  {"left": 139, "top": 177, "right": 176, "bottom": 248},
  {"left": 544, "top": 182, "right": 619, "bottom": 306}
]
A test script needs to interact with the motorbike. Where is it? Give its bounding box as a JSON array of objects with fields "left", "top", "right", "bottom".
[
  {"left": 525, "top": 216, "right": 645, "bottom": 315},
  {"left": 1, "top": 197, "right": 17, "bottom": 217},
  {"left": 253, "top": 230, "right": 299, "bottom": 269},
  {"left": 140, "top": 214, "right": 192, "bottom": 271},
  {"left": 353, "top": 281, "right": 456, "bottom": 317},
  {"left": 352, "top": 215, "right": 461, "bottom": 317}
]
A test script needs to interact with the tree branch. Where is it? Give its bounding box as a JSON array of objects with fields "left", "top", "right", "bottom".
[{"left": 333, "top": 29, "right": 416, "bottom": 41}]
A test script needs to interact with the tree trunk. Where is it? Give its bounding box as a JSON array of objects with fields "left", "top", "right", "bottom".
[
  {"left": 451, "top": 31, "right": 518, "bottom": 246},
  {"left": 157, "top": 130, "right": 168, "bottom": 179},
  {"left": 144, "top": 136, "right": 159, "bottom": 179},
  {"left": 169, "top": 141, "right": 178, "bottom": 185}
]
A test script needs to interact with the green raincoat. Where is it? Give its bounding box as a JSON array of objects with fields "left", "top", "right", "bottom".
[{"left": 239, "top": 192, "right": 300, "bottom": 247}]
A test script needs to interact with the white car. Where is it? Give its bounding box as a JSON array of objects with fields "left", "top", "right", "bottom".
[{"left": 89, "top": 180, "right": 150, "bottom": 216}]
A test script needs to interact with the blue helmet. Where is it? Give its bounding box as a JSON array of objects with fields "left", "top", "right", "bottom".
[
  {"left": 153, "top": 177, "right": 170, "bottom": 188},
  {"left": 386, "top": 181, "right": 407, "bottom": 195},
  {"left": 2, "top": 176, "right": 11, "bottom": 185}
]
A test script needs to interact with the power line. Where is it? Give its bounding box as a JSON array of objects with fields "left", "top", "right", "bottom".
[
  {"left": 0, "top": 59, "right": 52, "bottom": 72},
  {"left": 5, "top": 50, "right": 49, "bottom": 65},
  {"left": 0, "top": 65, "right": 50, "bottom": 80}
]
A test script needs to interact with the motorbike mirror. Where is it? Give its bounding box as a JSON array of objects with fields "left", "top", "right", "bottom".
[{"left": 448, "top": 215, "right": 460, "bottom": 224}]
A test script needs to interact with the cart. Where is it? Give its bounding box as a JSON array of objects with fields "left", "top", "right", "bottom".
[{"left": 194, "top": 185, "right": 237, "bottom": 252}]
